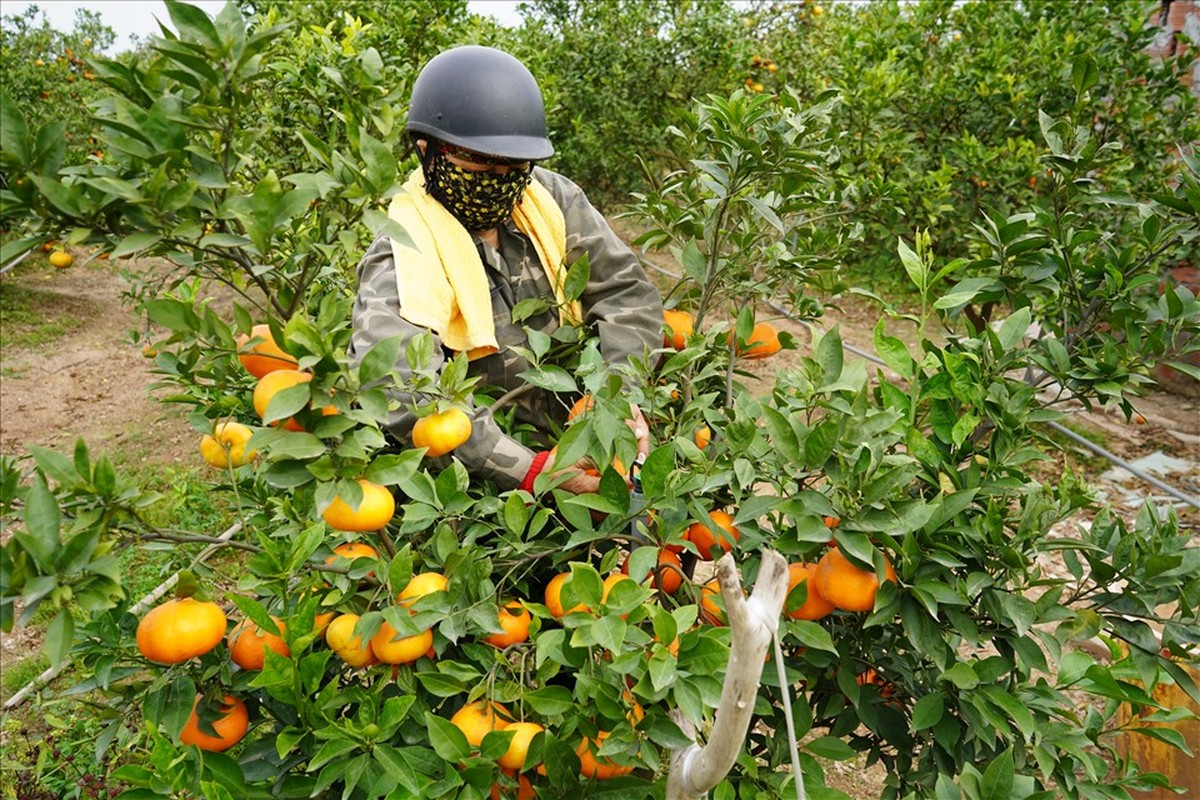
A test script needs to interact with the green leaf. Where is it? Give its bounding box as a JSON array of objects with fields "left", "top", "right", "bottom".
[
  {"left": 425, "top": 711, "right": 469, "bottom": 762},
  {"left": 44, "top": 610, "right": 75, "bottom": 668},
  {"left": 524, "top": 686, "right": 575, "bottom": 715},
  {"left": 805, "top": 735, "right": 856, "bottom": 761},
  {"left": 939, "top": 662, "right": 980, "bottom": 690},
  {"left": 996, "top": 307, "right": 1032, "bottom": 354},
  {"left": 933, "top": 278, "right": 996, "bottom": 311},
  {"left": 517, "top": 366, "right": 578, "bottom": 392},
  {"left": 358, "top": 335, "right": 404, "bottom": 386},
  {"left": 1071, "top": 55, "right": 1099, "bottom": 96},
  {"left": 562, "top": 252, "right": 591, "bottom": 303},
  {"left": 912, "top": 693, "right": 944, "bottom": 731},
  {"left": 0, "top": 92, "right": 31, "bottom": 167},
  {"left": 980, "top": 747, "right": 1014, "bottom": 800},
  {"left": 112, "top": 232, "right": 163, "bottom": 258},
  {"left": 19, "top": 478, "right": 61, "bottom": 572},
  {"left": 308, "top": 736, "right": 361, "bottom": 772},
  {"left": 898, "top": 238, "right": 927, "bottom": 294},
  {"left": 873, "top": 321, "right": 914, "bottom": 379}
]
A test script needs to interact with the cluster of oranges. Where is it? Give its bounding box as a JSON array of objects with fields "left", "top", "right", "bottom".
[
  {"left": 662, "top": 308, "right": 782, "bottom": 360},
  {"left": 743, "top": 54, "right": 778, "bottom": 93},
  {"left": 785, "top": 518, "right": 898, "bottom": 620},
  {"left": 134, "top": 591, "right": 255, "bottom": 752}
]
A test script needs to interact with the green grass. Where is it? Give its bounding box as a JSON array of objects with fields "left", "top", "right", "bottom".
[
  {"left": 0, "top": 281, "right": 86, "bottom": 348},
  {"left": 0, "top": 653, "right": 48, "bottom": 696}
]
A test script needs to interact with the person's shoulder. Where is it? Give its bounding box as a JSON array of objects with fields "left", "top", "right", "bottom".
[{"left": 531, "top": 166, "right": 589, "bottom": 211}]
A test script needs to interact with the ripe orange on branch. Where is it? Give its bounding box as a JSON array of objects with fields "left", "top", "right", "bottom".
[
  {"left": 814, "top": 547, "right": 897, "bottom": 612},
  {"left": 663, "top": 308, "right": 693, "bottom": 350},
  {"left": 179, "top": 695, "right": 249, "bottom": 752},
  {"left": 545, "top": 572, "right": 589, "bottom": 618},
  {"left": 785, "top": 563, "right": 835, "bottom": 621},
  {"left": 450, "top": 700, "right": 510, "bottom": 747},
  {"left": 136, "top": 597, "right": 227, "bottom": 664},
  {"left": 322, "top": 479, "right": 395, "bottom": 532},
  {"left": 48, "top": 250, "right": 73, "bottom": 269},
  {"left": 398, "top": 571, "right": 449, "bottom": 606},
  {"left": 325, "top": 613, "right": 377, "bottom": 667},
  {"left": 228, "top": 617, "right": 289, "bottom": 670},
  {"left": 576, "top": 731, "right": 634, "bottom": 779},
  {"left": 370, "top": 618, "right": 433, "bottom": 665},
  {"left": 236, "top": 323, "right": 297, "bottom": 378},
  {"left": 738, "top": 321, "right": 781, "bottom": 359},
  {"left": 686, "top": 510, "right": 740, "bottom": 560},
  {"left": 621, "top": 549, "right": 684, "bottom": 594},
  {"left": 252, "top": 369, "right": 312, "bottom": 431},
  {"left": 497, "top": 721, "right": 544, "bottom": 771},
  {"left": 412, "top": 408, "right": 472, "bottom": 457},
  {"left": 199, "top": 421, "right": 256, "bottom": 468},
  {"left": 484, "top": 601, "right": 533, "bottom": 648}
]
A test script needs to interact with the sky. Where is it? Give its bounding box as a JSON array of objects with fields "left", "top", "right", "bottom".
[{"left": 0, "top": 1, "right": 524, "bottom": 50}]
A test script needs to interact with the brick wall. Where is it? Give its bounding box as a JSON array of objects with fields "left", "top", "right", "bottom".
[{"left": 1149, "top": 0, "right": 1200, "bottom": 95}]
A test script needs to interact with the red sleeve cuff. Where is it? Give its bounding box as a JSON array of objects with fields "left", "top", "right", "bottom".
[{"left": 520, "top": 451, "right": 552, "bottom": 493}]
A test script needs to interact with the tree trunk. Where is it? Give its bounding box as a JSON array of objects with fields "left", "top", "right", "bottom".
[{"left": 666, "top": 549, "right": 790, "bottom": 799}]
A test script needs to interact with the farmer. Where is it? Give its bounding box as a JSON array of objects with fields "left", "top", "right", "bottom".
[{"left": 349, "top": 45, "right": 663, "bottom": 493}]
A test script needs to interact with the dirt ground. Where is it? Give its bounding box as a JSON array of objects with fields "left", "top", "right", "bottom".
[{"left": 1, "top": 250, "right": 1198, "bottom": 798}]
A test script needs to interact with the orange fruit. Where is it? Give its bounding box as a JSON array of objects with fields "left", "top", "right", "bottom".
[
  {"left": 326, "top": 541, "right": 381, "bottom": 564},
  {"left": 823, "top": 515, "right": 840, "bottom": 529},
  {"left": 228, "top": 616, "right": 289, "bottom": 670},
  {"left": 322, "top": 479, "right": 395, "bottom": 532},
  {"left": 698, "top": 578, "right": 724, "bottom": 625},
  {"left": 686, "top": 510, "right": 740, "bottom": 560},
  {"left": 179, "top": 695, "right": 249, "bottom": 752},
  {"left": 199, "top": 421, "right": 256, "bottom": 468},
  {"left": 253, "top": 369, "right": 312, "bottom": 431},
  {"left": 622, "top": 549, "right": 683, "bottom": 594},
  {"left": 370, "top": 618, "right": 433, "bottom": 665},
  {"left": 450, "top": 700, "right": 510, "bottom": 747},
  {"left": 662, "top": 309, "right": 693, "bottom": 350},
  {"left": 236, "top": 323, "right": 297, "bottom": 378},
  {"left": 325, "top": 613, "right": 378, "bottom": 668},
  {"left": 412, "top": 408, "right": 472, "bottom": 457},
  {"left": 497, "top": 721, "right": 544, "bottom": 771},
  {"left": 398, "top": 572, "right": 449, "bottom": 606},
  {"left": 693, "top": 425, "right": 712, "bottom": 449},
  {"left": 483, "top": 602, "right": 532, "bottom": 648},
  {"left": 567, "top": 393, "right": 594, "bottom": 421},
  {"left": 739, "top": 321, "right": 781, "bottom": 359},
  {"left": 545, "top": 572, "right": 589, "bottom": 618},
  {"left": 576, "top": 731, "right": 634, "bottom": 779},
  {"left": 785, "top": 563, "right": 835, "bottom": 621},
  {"left": 136, "top": 598, "right": 227, "bottom": 664},
  {"left": 48, "top": 250, "right": 73, "bottom": 269},
  {"left": 813, "top": 547, "right": 897, "bottom": 613}
]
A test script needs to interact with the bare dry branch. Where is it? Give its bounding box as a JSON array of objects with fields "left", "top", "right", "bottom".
[{"left": 666, "top": 549, "right": 790, "bottom": 799}]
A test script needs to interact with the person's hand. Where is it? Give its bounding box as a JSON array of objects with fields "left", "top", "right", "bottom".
[
  {"left": 626, "top": 403, "right": 650, "bottom": 460},
  {"left": 543, "top": 453, "right": 601, "bottom": 495}
]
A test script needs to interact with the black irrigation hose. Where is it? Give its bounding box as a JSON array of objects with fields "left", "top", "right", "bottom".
[{"left": 642, "top": 258, "right": 1200, "bottom": 510}]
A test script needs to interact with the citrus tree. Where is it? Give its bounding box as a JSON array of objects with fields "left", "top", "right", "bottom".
[
  {"left": 0, "top": 5, "right": 115, "bottom": 173},
  {"left": 4, "top": 2, "right": 1200, "bottom": 800},
  {"left": 748, "top": 0, "right": 1200, "bottom": 278}
]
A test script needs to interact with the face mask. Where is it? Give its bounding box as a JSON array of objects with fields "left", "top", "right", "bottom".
[{"left": 425, "top": 154, "right": 533, "bottom": 231}]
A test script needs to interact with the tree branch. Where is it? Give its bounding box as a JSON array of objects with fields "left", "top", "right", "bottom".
[{"left": 666, "top": 549, "right": 790, "bottom": 800}]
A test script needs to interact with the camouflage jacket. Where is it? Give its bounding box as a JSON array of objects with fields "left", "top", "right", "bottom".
[{"left": 349, "top": 167, "right": 663, "bottom": 488}]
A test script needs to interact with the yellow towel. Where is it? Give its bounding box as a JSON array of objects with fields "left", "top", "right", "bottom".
[{"left": 387, "top": 170, "right": 582, "bottom": 360}]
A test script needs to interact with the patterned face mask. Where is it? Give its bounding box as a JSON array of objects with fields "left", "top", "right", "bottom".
[{"left": 425, "top": 152, "right": 533, "bottom": 232}]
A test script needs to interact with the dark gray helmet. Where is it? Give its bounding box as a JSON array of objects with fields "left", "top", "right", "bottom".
[{"left": 406, "top": 46, "right": 554, "bottom": 161}]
